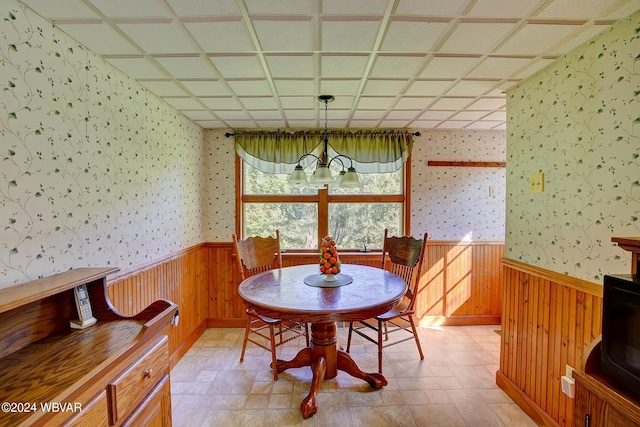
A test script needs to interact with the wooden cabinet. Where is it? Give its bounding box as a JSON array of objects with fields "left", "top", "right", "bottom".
[
  {"left": 574, "top": 338, "right": 640, "bottom": 427},
  {"left": 0, "top": 268, "right": 177, "bottom": 427}
]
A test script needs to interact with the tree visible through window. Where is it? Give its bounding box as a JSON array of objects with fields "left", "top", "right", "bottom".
[{"left": 239, "top": 157, "right": 409, "bottom": 250}]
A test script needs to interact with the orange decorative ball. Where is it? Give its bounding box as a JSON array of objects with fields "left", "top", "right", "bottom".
[{"left": 319, "top": 235, "right": 341, "bottom": 275}]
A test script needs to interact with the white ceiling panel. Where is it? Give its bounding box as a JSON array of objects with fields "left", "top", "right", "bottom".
[
  {"left": 320, "top": 55, "right": 370, "bottom": 78},
  {"left": 90, "top": 0, "right": 171, "bottom": 18},
  {"left": 321, "top": 20, "right": 381, "bottom": 51},
  {"left": 495, "top": 23, "right": 583, "bottom": 56},
  {"left": 438, "top": 23, "right": 518, "bottom": 54},
  {"left": 253, "top": 19, "right": 314, "bottom": 51},
  {"left": 395, "top": 0, "right": 468, "bottom": 16},
  {"left": 369, "top": 55, "right": 425, "bottom": 78},
  {"left": 265, "top": 55, "right": 315, "bottom": 78},
  {"left": 209, "top": 55, "right": 265, "bottom": 79},
  {"left": 19, "top": 0, "right": 637, "bottom": 129},
  {"left": 155, "top": 56, "right": 218, "bottom": 79},
  {"left": 185, "top": 20, "right": 255, "bottom": 53},
  {"left": 56, "top": 22, "right": 139, "bottom": 55},
  {"left": 21, "top": 0, "right": 97, "bottom": 18},
  {"left": 380, "top": 20, "right": 450, "bottom": 52},
  {"left": 105, "top": 58, "right": 168, "bottom": 79}
]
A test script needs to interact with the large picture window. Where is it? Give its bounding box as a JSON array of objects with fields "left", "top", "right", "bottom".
[{"left": 238, "top": 157, "right": 410, "bottom": 250}]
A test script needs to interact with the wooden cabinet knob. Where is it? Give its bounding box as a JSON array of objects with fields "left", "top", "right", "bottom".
[{"left": 144, "top": 369, "right": 152, "bottom": 379}]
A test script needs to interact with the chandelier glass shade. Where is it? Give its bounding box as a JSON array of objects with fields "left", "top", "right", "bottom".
[{"left": 288, "top": 95, "right": 362, "bottom": 188}]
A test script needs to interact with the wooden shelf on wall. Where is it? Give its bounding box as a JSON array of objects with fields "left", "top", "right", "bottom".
[{"left": 427, "top": 161, "right": 506, "bottom": 167}]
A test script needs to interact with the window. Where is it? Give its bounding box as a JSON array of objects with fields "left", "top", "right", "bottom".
[{"left": 238, "top": 156, "right": 410, "bottom": 250}]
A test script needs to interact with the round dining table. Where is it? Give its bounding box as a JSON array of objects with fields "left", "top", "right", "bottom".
[{"left": 238, "top": 263, "right": 407, "bottom": 419}]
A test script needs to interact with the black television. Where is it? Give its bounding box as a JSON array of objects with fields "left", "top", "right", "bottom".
[{"left": 601, "top": 274, "right": 640, "bottom": 397}]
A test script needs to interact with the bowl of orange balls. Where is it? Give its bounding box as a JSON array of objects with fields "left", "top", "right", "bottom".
[{"left": 319, "top": 235, "right": 341, "bottom": 281}]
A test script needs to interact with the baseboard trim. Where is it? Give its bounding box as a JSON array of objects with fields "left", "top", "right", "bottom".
[
  {"left": 496, "top": 370, "right": 559, "bottom": 427},
  {"left": 207, "top": 318, "right": 247, "bottom": 328}
]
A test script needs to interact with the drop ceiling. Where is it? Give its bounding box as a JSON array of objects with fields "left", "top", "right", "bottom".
[{"left": 18, "top": 0, "right": 640, "bottom": 130}]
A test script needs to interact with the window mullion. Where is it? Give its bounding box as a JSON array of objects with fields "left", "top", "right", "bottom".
[{"left": 318, "top": 186, "right": 328, "bottom": 245}]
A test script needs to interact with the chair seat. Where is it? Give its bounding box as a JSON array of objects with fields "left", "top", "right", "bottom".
[{"left": 376, "top": 303, "right": 411, "bottom": 320}]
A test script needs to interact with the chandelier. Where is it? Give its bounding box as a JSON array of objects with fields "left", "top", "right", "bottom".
[{"left": 288, "top": 95, "right": 361, "bottom": 188}]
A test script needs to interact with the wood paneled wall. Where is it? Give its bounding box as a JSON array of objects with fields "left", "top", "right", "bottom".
[
  {"left": 498, "top": 258, "right": 603, "bottom": 427},
  {"left": 107, "top": 241, "right": 504, "bottom": 365},
  {"left": 107, "top": 244, "right": 209, "bottom": 367}
]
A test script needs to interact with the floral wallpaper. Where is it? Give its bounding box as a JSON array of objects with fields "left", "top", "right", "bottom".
[
  {"left": 0, "top": 2, "right": 204, "bottom": 287},
  {"left": 505, "top": 11, "right": 640, "bottom": 283},
  {"left": 203, "top": 130, "right": 236, "bottom": 242},
  {"left": 411, "top": 130, "right": 506, "bottom": 241}
]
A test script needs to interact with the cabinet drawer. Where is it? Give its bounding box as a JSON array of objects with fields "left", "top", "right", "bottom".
[
  {"left": 108, "top": 337, "right": 168, "bottom": 425},
  {"left": 63, "top": 390, "right": 109, "bottom": 427}
]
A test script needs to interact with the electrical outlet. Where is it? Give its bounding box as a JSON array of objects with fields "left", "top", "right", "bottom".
[{"left": 529, "top": 173, "right": 544, "bottom": 193}]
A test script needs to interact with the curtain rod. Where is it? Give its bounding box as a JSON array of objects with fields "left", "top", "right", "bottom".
[{"left": 225, "top": 131, "right": 421, "bottom": 137}]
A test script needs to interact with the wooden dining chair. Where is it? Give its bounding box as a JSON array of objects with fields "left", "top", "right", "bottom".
[
  {"left": 233, "top": 230, "right": 309, "bottom": 380},
  {"left": 346, "top": 229, "right": 427, "bottom": 373}
]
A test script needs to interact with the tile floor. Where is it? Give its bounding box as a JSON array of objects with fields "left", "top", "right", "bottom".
[{"left": 170, "top": 325, "right": 537, "bottom": 427}]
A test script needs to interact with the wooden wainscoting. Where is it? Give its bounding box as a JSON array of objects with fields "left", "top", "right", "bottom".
[
  {"left": 208, "top": 241, "right": 504, "bottom": 328},
  {"left": 497, "top": 258, "right": 603, "bottom": 427},
  {"left": 417, "top": 241, "right": 504, "bottom": 326},
  {"left": 107, "top": 243, "right": 209, "bottom": 368}
]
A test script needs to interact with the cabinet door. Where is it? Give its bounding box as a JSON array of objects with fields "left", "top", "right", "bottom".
[{"left": 121, "top": 375, "right": 171, "bottom": 427}]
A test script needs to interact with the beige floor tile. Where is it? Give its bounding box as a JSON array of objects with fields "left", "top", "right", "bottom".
[{"left": 170, "top": 326, "right": 536, "bottom": 426}]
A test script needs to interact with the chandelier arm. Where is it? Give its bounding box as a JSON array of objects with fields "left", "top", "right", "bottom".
[{"left": 296, "top": 152, "right": 322, "bottom": 166}]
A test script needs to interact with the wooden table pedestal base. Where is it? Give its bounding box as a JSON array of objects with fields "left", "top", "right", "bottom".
[{"left": 274, "top": 322, "right": 388, "bottom": 419}]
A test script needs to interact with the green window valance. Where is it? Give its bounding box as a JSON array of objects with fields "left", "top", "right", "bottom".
[{"left": 234, "top": 129, "right": 414, "bottom": 174}]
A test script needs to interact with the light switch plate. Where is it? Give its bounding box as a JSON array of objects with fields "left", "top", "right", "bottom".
[{"left": 529, "top": 173, "right": 544, "bottom": 193}]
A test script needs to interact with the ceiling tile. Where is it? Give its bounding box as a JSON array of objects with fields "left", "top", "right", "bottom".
[
  {"left": 419, "top": 56, "right": 481, "bottom": 78},
  {"left": 227, "top": 80, "right": 273, "bottom": 96},
  {"left": 357, "top": 97, "right": 397, "bottom": 109},
  {"left": 273, "top": 80, "right": 315, "bottom": 96},
  {"left": 200, "top": 97, "right": 243, "bottom": 109},
  {"left": 250, "top": 111, "right": 284, "bottom": 120},
  {"left": 185, "top": 20, "right": 255, "bottom": 53},
  {"left": 225, "top": 120, "right": 258, "bottom": 128},
  {"left": 279, "top": 96, "right": 317, "bottom": 109},
  {"left": 21, "top": 0, "right": 98, "bottom": 18},
  {"left": 394, "top": 97, "right": 435, "bottom": 109},
  {"left": 466, "top": 0, "right": 538, "bottom": 18},
  {"left": 215, "top": 110, "right": 252, "bottom": 120},
  {"left": 465, "top": 120, "right": 505, "bottom": 129},
  {"left": 320, "top": 80, "right": 362, "bottom": 95},
  {"left": 379, "top": 119, "right": 412, "bottom": 127},
  {"left": 321, "top": 54, "right": 370, "bottom": 78},
  {"left": 253, "top": 19, "right": 313, "bottom": 51},
  {"left": 264, "top": 54, "right": 315, "bottom": 78},
  {"left": 411, "top": 120, "right": 441, "bottom": 128},
  {"left": 395, "top": 0, "right": 468, "bottom": 16},
  {"left": 284, "top": 110, "right": 317, "bottom": 120},
  {"left": 115, "top": 22, "right": 199, "bottom": 54},
  {"left": 287, "top": 120, "right": 318, "bottom": 127},
  {"left": 380, "top": 20, "right": 450, "bottom": 52},
  {"left": 245, "top": 0, "right": 315, "bottom": 15},
  {"left": 511, "top": 58, "right": 557, "bottom": 79},
  {"left": 106, "top": 57, "right": 168, "bottom": 79},
  {"left": 430, "top": 97, "right": 475, "bottom": 110},
  {"left": 418, "top": 110, "right": 454, "bottom": 120},
  {"left": 350, "top": 119, "right": 382, "bottom": 127},
  {"left": 482, "top": 111, "right": 507, "bottom": 121},
  {"left": 407, "top": 80, "right": 453, "bottom": 96},
  {"left": 166, "top": 0, "right": 240, "bottom": 16},
  {"left": 89, "top": 0, "right": 171, "bottom": 18},
  {"left": 446, "top": 80, "right": 500, "bottom": 96},
  {"left": 467, "top": 57, "right": 534, "bottom": 79},
  {"left": 495, "top": 23, "right": 583, "bottom": 56},
  {"left": 155, "top": 56, "right": 218, "bottom": 79},
  {"left": 438, "top": 23, "right": 517, "bottom": 54},
  {"left": 321, "top": 20, "right": 381, "bottom": 51},
  {"left": 550, "top": 24, "right": 613, "bottom": 54},
  {"left": 369, "top": 55, "right": 425, "bottom": 78},
  {"left": 537, "top": 0, "right": 617, "bottom": 18},
  {"left": 56, "top": 23, "right": 139, "bottom": 55},
  {"left": 466, "top": 98, "right": 506, "bottom": 110},
  {"left": 239, "top": 97, "right": 280, "bottom": 109},
  {"left": 386, "top": 110, "right": 420, "bottom": 119},
  {"left": 352, "top": 110, "right": 386, "bottom": 120},
  {"left": 163, "top": 97, "right": 204, "bottom": 110},
  {"left": 193, "top": 120, "right": 226, "bottom": 127},
  {"left": 138, "top": 81, "right": 189, "bottom": 96},
  {"left": 322, "top": 0, "right": 390, "bottom": 15},
  {"left": 209, "top": 55, "right": 265, "bottom": 78},
  {"left": 181, "top": 80, "right": 232, "bottom": 96},
  {"left": 449, "top": 111, "right": 490, "bottom": 120},
  {"left": 362, "top": 79, "right": 408, "bottom": 95}
]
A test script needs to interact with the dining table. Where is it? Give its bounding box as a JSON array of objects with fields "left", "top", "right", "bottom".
[{"left": 237, "top": 263, "right": 407, "bottom": 419}]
